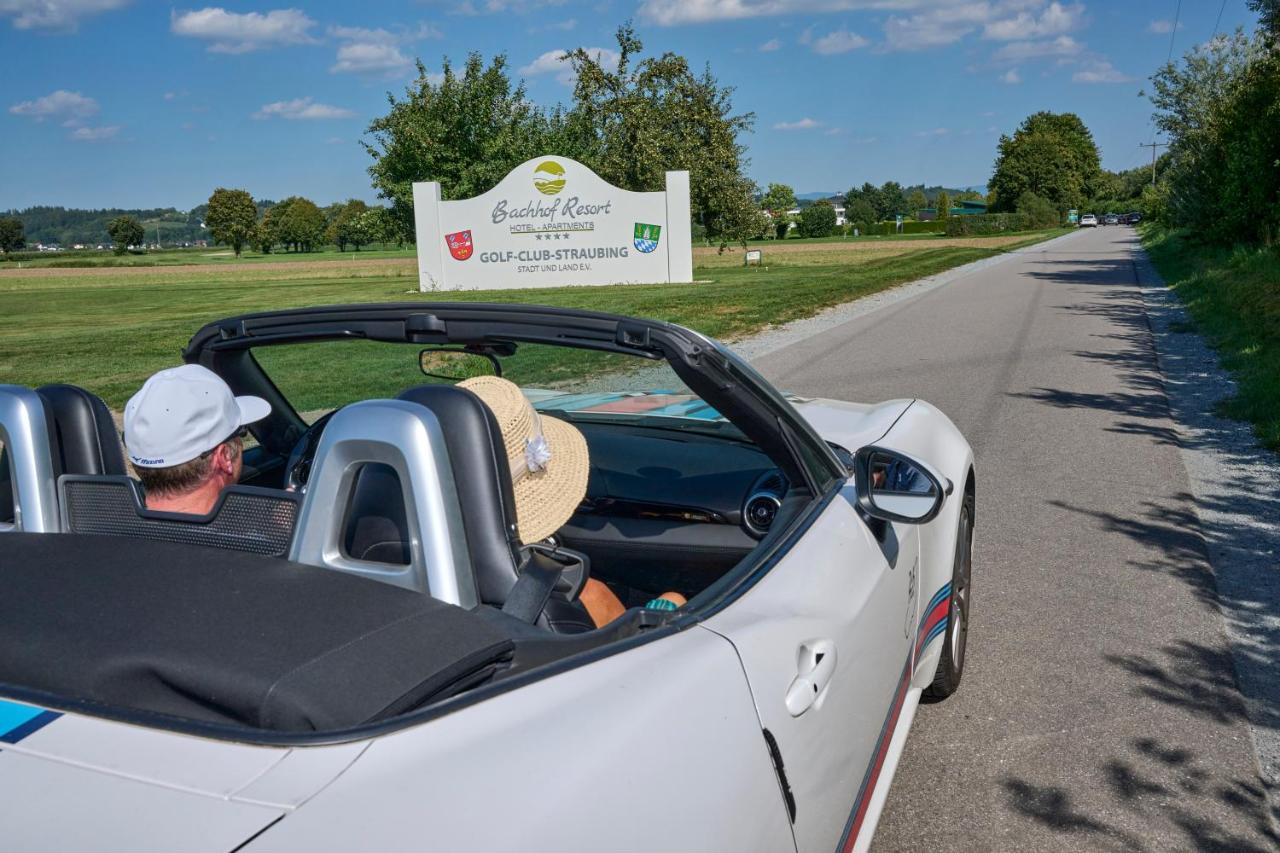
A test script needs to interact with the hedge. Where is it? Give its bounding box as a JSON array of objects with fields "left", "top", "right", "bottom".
[
  {"left": 945, "top": 213, "right": 1028, "bottom": 236},
  {"left": 850, "top": 221, "right": 946, "bottom": 236}
]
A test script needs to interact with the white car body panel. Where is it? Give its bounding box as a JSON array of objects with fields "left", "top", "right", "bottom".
[
  {"left": 247, "top": 626, "right": 796, "bottom": 852},
  {"left": 790, "top": 397, "right": 913, "bottom": 454},
  {"left": 704, "top": 484, "right": 919, "bottom": 853}
]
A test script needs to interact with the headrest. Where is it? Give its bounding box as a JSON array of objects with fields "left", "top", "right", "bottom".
[{"left": 36, "top": 384, "right": 127, "bottom": 478}]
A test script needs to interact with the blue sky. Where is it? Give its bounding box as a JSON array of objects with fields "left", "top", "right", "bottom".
[{"left": 0, "top": 1, "right": 1259, "bottom": 210}]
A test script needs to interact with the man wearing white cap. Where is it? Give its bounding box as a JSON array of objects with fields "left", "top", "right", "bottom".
[{"left": 124, "top": 364, "right": 271, "bottom": 515}]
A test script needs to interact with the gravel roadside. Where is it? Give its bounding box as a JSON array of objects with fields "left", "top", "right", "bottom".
[{"left": 1134, "top": 244, "right": 1280, "bottom": 827}]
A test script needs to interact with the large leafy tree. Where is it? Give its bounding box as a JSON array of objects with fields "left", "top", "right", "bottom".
[
  {"left": 268, "top": 196, "right": 326, "bottom": 253},
  {"left": 325, "top": 199, "right": 371, "bottom": 251},
  {"left": 365, "top": 54, "right": 559, "bottom": 242},
  {"left": 106, "top": 215, "right": 144, "bottom": 255},
  {"left": 797, "top": 200, "right": 837, "bottom": 238},
  {"left": 878, "top": 181, "right": 906, "bottom": 219},
  {"left": 759, "top": 183, "right": 796, "bottom": 215},
  {"left": 987, "top": 112, "right": 1102, "bottom": 213},
  {"left": 205, "top": 188, "right": 258, "bottom": 257},
  {"left": 563, "top": 25, "right": 763, "bottom": 245},
  {"left": 0, "top": 216, "right": 24, "bottom": 255},
  {"left": 907, "top": 188, "right": 928, "bottom": 215}
]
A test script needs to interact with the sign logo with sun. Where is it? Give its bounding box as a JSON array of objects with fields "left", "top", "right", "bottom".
[{"left": 532, "top": 160, "right": 566, "bottom": 196}]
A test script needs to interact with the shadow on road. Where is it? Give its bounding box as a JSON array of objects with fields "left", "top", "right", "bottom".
[{"left": 1003, "top": 735, "right": 1280, "bottom": 853}]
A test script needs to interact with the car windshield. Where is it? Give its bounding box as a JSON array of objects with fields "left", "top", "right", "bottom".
[{"left": 251, "top": 338, "right": 747, "bottom": 440}]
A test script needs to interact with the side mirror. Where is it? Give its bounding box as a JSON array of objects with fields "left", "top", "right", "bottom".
[{"left": 853, "top": 446, "right": 946, "bottom": 525}]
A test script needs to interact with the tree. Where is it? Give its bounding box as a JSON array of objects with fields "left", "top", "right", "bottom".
[
  {"left": 879, "top": 181, "right": 906, "bottom": 219},
  {"left": 270, "top": 196, "right": 326, "bottom": 252},
  {"left": 845, "top": 198, "right": 876, "bottom": 234},
  {"left": 106, "top": 215, "right": 144, "bottom": 255},
  {"left": 0, "top": 216, "right": 24, "bottom": 255},
  {"left": 1015, "top": 191, "right": 1059, "bottom": 228},
  {"left": 936, "top": 191, "right": 952, "bottom": 220},
  {"left": 563, "top": 25, "right": 764, "bottom": 246},
  {"left": 365, "top": 53, "right": 558, "bottom": 242},
  {"left": 759, "top": 183, "right": 796, "bottom": 215},
  {"left": 987, "top": 112, "right": 1102, "bottom": 213},
  {"left": 797, "top": 200, "right": 837, "bottom": 238},
  {"left": 907, "top": 188, "right": 928, "bottom": 216},
  {"left": 205, "top": 188, "right": 258, "bottom": 257},
  {"left": 326, "top": 199, "right": 371, "bottom": 251}
]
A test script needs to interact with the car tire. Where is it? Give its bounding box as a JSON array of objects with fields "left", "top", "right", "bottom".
[{"left": 923, "top": 490, "right": 973, "bottom": 701}]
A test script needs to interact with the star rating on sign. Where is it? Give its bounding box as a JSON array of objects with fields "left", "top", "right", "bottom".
[{"left": 536, "top": 232, "right": 569, "bottom": 241}]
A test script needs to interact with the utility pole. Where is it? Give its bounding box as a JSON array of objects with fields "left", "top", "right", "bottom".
[{"left": 1139, "top": 141, "right": 1167, "bottom": 187}]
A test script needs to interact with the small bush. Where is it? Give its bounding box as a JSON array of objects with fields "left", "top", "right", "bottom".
[
  {"left": 1015, "top": 192, "right": 1061, "bottom": 228},
  {"left": 798, "top": 203, "right": 838, "bottom": 238}
]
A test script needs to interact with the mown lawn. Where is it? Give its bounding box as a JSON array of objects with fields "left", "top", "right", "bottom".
[
  {"left": 1142, "top": 225, "right": 1280, "bottom": 450},
  {"left": 0, "top": 230, "right": 1063, "bottom": 411}
]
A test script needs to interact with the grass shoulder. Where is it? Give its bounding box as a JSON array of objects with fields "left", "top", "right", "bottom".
[{"left": 1141, "top": 224, "right": 1280, "bottom": 450}]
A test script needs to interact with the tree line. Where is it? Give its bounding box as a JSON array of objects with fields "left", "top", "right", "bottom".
[
  {"left": 204, "top": 190, "right": 401, "bottom": 257},
  {"left": 1147, "top": 0, "right": 1279, "bottom": 245}
]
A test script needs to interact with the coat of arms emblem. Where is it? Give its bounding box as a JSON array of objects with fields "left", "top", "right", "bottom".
[
  {"left": 633, "top": 223, "right": 661, "bottom": 254},
  {"left": 445, "top": 230, "right": 474, "bottom": 261}
]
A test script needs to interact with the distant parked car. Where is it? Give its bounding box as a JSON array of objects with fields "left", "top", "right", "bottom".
[
  {"left": 1103, "top": 214, "right": 1120, "bottom": 226},
  {"left": 1079, "top": 214, "right": 1098, "bottom": 228},
  {"left": 1125, "top": 212, "right": 1142, "bottom": 225}
]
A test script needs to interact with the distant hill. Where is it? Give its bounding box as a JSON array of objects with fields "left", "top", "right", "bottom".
[{"left": 3, "top": 201, "right": 279, "bottom": 246}]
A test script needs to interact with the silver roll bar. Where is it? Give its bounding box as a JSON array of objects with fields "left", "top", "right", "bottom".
[{"left": 0, "top": 385, "right": 60, "bottom": 533}]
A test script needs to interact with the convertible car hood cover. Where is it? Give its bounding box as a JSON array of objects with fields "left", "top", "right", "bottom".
[{"left": 0, "top": 699, "right": 367, "bottom": 851}]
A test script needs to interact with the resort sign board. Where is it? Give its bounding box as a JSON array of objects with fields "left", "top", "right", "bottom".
[{"left": 413, "top": 156, "right": 693, "bottom": 291}]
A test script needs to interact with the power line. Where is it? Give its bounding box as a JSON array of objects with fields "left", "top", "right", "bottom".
[
  {"left": 1212, "top": 0, "right": 1228, "bottom": 41},
  {"left": 1166, "top": 0, "right": 1183, "bottom": 65}
]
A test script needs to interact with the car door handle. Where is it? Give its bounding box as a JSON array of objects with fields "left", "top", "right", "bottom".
[{"left": 785, "top": 640, "right": 837, "bottom": 716}]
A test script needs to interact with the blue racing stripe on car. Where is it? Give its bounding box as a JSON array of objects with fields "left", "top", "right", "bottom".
[{"left": 0, "top": 699, "right": 61, "bottom": 744}]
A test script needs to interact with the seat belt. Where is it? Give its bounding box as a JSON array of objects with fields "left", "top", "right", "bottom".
[{"left": 501, "top": 549, "right": 562, "bottom": 623}]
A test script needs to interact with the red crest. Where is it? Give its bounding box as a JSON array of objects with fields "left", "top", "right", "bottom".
[{"left": 445, "top": 230, "right": 473, "bottom": 261}]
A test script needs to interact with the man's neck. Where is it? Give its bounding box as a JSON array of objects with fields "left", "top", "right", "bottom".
[{"left": 145, "top": 480, "right": 224, "bottom": 516}]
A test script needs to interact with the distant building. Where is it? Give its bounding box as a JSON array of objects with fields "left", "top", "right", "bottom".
[{"left": 917, "top": 199, "right": 987, "bottom": 221}]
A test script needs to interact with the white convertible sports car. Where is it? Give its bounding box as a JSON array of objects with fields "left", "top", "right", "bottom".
[{"left": 0, "top": 303, "right": 974, "bottom": 852}]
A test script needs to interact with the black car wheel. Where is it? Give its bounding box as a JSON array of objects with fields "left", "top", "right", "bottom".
[{"left": 924, "top": 490, "right": 973, "bottom": 701}]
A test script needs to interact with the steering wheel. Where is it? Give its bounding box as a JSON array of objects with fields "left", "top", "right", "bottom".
[{"left": 284, "top": 408, "right": 341, "bottom": 493}]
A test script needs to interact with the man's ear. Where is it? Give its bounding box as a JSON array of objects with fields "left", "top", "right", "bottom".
[{"left": 212, "top": 442, "right": 238, "bottom": 479}]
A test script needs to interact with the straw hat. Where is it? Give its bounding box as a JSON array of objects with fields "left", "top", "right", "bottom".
[{"left": 458, "top": 376, "right": 589, "bottom": 544}]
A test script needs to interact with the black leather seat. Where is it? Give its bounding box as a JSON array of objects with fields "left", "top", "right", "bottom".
[
  {"left": 343, "top": 385, "right": 593, "bottom": 633},
  {"left": 36, "top": 384, "right": 128, "bottom": 478},
  {"left": 2, "top": 384, "right": 127, "bottom": 527}
]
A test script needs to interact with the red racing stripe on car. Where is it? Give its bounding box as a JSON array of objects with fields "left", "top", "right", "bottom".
[
  {"left": 839, "top": 657, "right": 912, "bottom": 853},
  {"left": 915, "top": 598, "right": 949, "bottom": 656}
]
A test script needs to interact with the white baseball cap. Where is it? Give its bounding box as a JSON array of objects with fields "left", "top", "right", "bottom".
[{"left": 124, "top": 364, "right": 271, "bottom": 468}]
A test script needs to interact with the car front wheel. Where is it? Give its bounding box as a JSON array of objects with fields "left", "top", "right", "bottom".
[{"left": 924, "top": 490, "right": 973, "bottom": 701}]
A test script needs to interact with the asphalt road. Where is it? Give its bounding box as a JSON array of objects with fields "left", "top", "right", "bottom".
[{"left": 754, "top": 227, "right": 1278, "bottom": 851}]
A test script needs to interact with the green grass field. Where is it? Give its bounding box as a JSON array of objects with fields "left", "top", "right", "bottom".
[
  {"left": 1142, "top": 226, "right": 1280, "bottom": 450},
  {"left": 0, "top": 229, "right": 1067, "bottom": 411}
]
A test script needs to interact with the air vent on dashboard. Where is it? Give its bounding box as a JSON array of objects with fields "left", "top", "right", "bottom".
[{"left": 743, "top": 493, "right": 782, "bottom": 537}]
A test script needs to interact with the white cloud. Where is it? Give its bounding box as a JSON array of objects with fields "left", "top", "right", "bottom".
[
  {"left": 1147, "top": 19, "right": 1182, "bottom": 35},
  {"left": 253, "top": 97, "right": 355, "bottom": 120},
  {"left": 884, "top": 3, "right": 993, "bottom": 50},
  {"left": 812, "top": 28, "right": 868, "bottom": 55},
  {"left": 328, "top": 23, "right": 438, "bottom": 75},
  {"left": 915, "top": 127, "right": 949, "bottom": 136},
  {"left": 332, "top": 42, "right": 412, "bottom": 74},
  {"left": 639, "top": 0, "right": 903, "bottom": 27},
  {"left": 992, "top": 34, "right": 1082, "bottom": 63},
  {"left": 759, "top": 37, "right": 780, "bottom": 52},
  {"left": 0, "top": 0, "right": 129, "bottom": 31},
  {"left": 171, "top": 7, "right": 317, "bottom": 53},
  {"left": 982, "top": 2, "right": 1084, "bottom": 41},
  {"left": 1072, "top": 61, "right": 1133, "bottom": 84},
  {"left": 9, "top": 89, "right": 99, "bottom": 125},
  {"left": 68, "top": 124, "right": 119, "bottom": 141},
  {"left": 1000, "top": 68, "right": 1021, "bottom": 83},
  {"left": 520, "top": 46, "right": 618, "bottom": 85},
  {"left": 773, "top": 117, "right": 822, "bottom": 130}
]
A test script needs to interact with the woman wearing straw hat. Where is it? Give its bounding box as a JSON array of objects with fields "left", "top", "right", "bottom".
[{"left": 459, "top": 376, "right": 686, "bottom": 628}]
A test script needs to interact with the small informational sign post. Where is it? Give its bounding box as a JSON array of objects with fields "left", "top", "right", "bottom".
[
  {"left": 744, "top": 249, "right": 762, "bottom": 266},
  {"left": 413, "top": 156, "right": 693, "bottom": 292},
  {"left": 1067, "top": 209, "right": 1079, "bottom": 225},
  {"left": 895, "top": 214, "right": 904, "bottom": 234}
]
